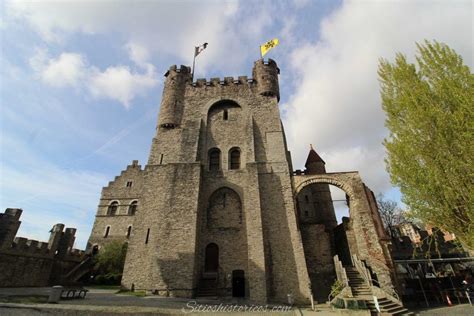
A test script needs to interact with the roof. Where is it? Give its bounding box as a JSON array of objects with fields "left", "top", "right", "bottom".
[{"left": 304, "top": 145, "right": 325, "bottom": 167}]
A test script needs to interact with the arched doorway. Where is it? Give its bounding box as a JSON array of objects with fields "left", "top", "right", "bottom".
[{"left": 204, "top": 243, "right": 219, "bottom": 272}]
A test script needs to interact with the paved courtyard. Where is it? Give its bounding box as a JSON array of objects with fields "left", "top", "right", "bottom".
[{"left": 0, "top": 287, "right": 472, "bottom": 315}]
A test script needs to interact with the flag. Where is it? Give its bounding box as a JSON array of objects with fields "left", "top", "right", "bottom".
[
  {"left": 260, "top": 38, "right": 279, "bottom": 57},
  {"left": 195, "top": 43, "right": 208, "bottom": 57}
]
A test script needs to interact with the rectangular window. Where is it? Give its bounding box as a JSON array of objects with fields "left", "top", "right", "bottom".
[
  {"left": 126, "top": 181, "right": 133, "bottom": 187},
  {"left": 145, "top": 228, "right": 150, "bottom": 244},
  {"left": 159, "top": 154, "right": 164, "bottom": 164}
]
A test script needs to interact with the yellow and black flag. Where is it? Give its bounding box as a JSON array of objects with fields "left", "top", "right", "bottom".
[{"left": 260, "top": 38, "right": 279, "bottom": 57}]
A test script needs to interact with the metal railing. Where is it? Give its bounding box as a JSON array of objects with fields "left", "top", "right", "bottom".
[
  {"left": 352, "top": 254, "right": 401, "bottom": 302},
  {"left": 330, "top": 255, "right": 352, "bottom": 302}
]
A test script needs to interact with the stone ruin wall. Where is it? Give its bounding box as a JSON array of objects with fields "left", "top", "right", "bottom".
[{"left": 0, "top": 208, "right": 85, "bottom": 287}]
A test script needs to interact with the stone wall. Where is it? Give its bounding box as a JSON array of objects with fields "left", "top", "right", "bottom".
[
  {"left": 300, "top": 223, "right": 335, "bottom": 301},
  {"left": 0, "top": 209, "right": 86, "bottom": 287},
  {"left": 87, "top": 160, "right": 143, "bottom": 249},
  {"left": 121, "top": 163, "right": 202, "bottom": 298}
]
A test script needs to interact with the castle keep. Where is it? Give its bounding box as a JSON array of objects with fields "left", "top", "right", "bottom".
[{"left": 87, "top": 59, "right": 395, "bottom": 304}]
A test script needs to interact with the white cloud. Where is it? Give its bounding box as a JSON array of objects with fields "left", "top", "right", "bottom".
[
  {"left": 29, "top": 49, "right": 86, "bottom": 88},
  {"left": 126, "top": 42, "right": 151, "bottom": 68},
  {"left": 6, "top": 0, "right": 242, "bottom": 71},
  {"left": 29, "top": 48, "right": 158, "bottom": 108},
  {"left": 283, "top": 0, "right": 472, "bottom": 193},
  {"left": 88, "top": 65, "right": 157, "bottom": 108},
  {"left": 42, "top": 53, "right": 86, "bottom": 87}
]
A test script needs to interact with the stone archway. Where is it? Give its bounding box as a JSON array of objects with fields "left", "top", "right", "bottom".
[{"left": 293, "top": 172, "right": 395, "bottom": 292}]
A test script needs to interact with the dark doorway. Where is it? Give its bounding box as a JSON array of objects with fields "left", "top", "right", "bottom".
[
  {"left": 232, "top": 270, "right": 245, "bottom": 297},
  {"left": 334, "top": 220, "right": 352, "bottom": 266},
  {"left": 204, "top": 243, "right": 219, "bottom": 272}
]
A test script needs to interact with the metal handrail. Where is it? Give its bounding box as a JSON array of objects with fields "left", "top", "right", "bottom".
[{"left": 352, "top": 255, "right": 401, "bottom": 302}]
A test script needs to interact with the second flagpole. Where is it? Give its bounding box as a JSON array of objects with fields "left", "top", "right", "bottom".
[{"left": 191, "top": 47, "right": 197, "bottom": 82}]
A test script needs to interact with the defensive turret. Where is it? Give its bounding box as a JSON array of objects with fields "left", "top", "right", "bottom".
[
  {"left": 252, "top": 58, "right": 280, "bottom": 101},
  {"left": 305, "top": 145, "right": 326, "bottom": 174},
  {"left": 158, "top": 65, "right": 192, "bottom": 128}
]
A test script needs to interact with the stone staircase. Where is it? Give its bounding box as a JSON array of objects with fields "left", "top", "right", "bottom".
[
  {"left": 344, "top": 266, "right": 414, "bottom": 315},
  {"left": 196, "top": 274, "right": 218, "bottom": 298},
  {"left": 345, "top": 266, "right": 372, "bottom": 297},
  {"left": 366, "top": 297, "right": 415, "bottom": 316},
  {"left": 64, "top": 255, "right": 95, "bottom": 284}
]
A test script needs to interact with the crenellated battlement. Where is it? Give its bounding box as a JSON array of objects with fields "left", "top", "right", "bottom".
[
  {"left": 0, "top": 208, "right": 85, "bottom": 259},
  {"left": 156, "top": 59, "right": 280, "bottom": 129},
  {"left": 0, "top": 208, "right": 89, "bottom": 287},
  {"left": 11, "top": 237, "right": 50, "bottom": 255},
  {"left": 166, "top": 64, "right": 192, "bottom": 76},
  {"left": 192, "top": 76, "right": 255, "bottom": 87}
]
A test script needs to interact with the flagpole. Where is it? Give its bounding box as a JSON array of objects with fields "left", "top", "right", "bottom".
[{"left": 192, "top": 47, "right": 197, "bottom": 82}]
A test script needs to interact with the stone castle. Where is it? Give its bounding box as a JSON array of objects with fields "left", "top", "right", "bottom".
[{"left": 87, "top": 59, "right": 395, "bottom": 304}]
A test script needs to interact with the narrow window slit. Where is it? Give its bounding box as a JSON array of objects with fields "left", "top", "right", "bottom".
[
  {"left": 145, "top": 228, "right": 150, "bottom": 244},
  {"left": 104, "top": 226, "right": 110, "bottom": 238}
]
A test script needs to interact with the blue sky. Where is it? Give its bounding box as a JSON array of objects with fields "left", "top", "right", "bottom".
[{"left": 1, "top": 0, "right": 472, "bottom": 249}]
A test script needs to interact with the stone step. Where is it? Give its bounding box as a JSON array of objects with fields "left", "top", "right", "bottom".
[{"left": 366, "top": 299, "right": 413, "bottom": 316}]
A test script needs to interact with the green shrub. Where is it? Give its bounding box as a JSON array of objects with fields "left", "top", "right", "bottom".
[{"left": 330, "top": 280, "right": 345, "bottom": 299}]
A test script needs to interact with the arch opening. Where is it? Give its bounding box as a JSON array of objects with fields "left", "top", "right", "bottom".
[
  {"left": 208, "top": 148, "right": 221, "bottom": 171},
  {"left": 207, "top": 99, "right": 241, "bottom": 116},
  {"left": 128, "top": 201, "right": 138, "bottom": 215},
  {"left": 107, "top": 201, "right": 118, "bottom": 216},
  {"left": 295, "top": 177, "right": 357, "bottom": 301},
  {"left": 229, "top": 147, "right": 241, "bottom": 170},
  {"left": 207, "top": 187, "right": 242, "bottom": 228}
]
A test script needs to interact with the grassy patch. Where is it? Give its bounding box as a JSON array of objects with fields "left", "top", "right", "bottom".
[
  {"left": 116, "top": 289, "right": 146, "bottom": 297},
  {"left": 0, "top": 295, "right": 48, "bottom": 304}
]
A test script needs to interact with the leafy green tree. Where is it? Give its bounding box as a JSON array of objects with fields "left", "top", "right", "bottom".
[
  {"left": 378, "top": 40, "right": 473, "bottom": 250},
  {"left": 95, "top": 241, "right": 128, "bottom": 284}
]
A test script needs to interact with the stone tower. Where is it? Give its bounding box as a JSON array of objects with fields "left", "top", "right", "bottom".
[
  {"left": 87, "top": 59, "right": 396, "bottom": 304},
  {"left": 122, "top": 59, "right": 310, "bottom": 303}
]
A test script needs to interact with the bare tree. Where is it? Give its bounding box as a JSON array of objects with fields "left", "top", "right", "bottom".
[{"left": 377, "top": 194, "right": 405, "bottom": 236}]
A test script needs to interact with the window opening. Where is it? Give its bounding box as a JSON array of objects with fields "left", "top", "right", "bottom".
[
  {"left": 145, "top": 228, "right": 150, "bottom": 244},
  {"left": 104, "top": 226, "right": 110, "bottom": 238}
]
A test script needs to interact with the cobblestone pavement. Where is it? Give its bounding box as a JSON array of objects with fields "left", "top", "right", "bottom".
[
  {"left": 1, "top": 287, "right": 472, "bottom": 315},
  {"left": 0, "top": 287, "right": 331, "bottom": 315},
  {"left": 416, "top": 304, "right": 473, "bottom": 315}
]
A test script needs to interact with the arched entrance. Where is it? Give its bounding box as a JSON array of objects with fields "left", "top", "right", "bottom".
[
  {"left": 294, "top": 172, "right": 395, "bottom": 293},
  {"left": 204, "top": 243, "right": 219, "bottom": 272}
]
